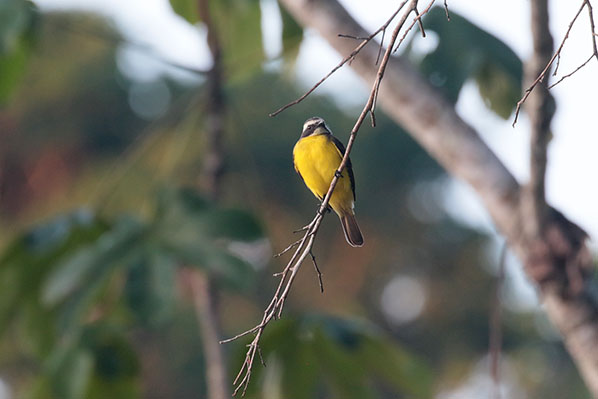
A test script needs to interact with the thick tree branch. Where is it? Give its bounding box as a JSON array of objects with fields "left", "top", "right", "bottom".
[{"left": 279, "top": 0, "right": 598, "bottom": 395}]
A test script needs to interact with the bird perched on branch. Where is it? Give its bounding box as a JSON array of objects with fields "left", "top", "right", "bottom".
[{"left": 293, "top": 117, "right": 364, "bottom": 247}]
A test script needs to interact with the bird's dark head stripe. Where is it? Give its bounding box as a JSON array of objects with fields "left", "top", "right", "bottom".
[{"left": 301, "top": 116, "right": 330, "bottom": 138}]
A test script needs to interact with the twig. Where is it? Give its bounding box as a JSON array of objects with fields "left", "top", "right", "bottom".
[
  {"left": 269, "top": 1, "right": 410, "bottom": 117},
  {"left": 489, "top": 243, "right": 507, "bottom": 399},
  {"left": 586, "top": 0, "right": 598, "bottom": 60},
  {"left": 548, "top": 53, "right": 594, "bottom": 89},
  {"left": 338, "top": 33, "right": 370, "bottom": 40},
  {"left": 375, "top": 28, "right": 386, "bottom": 65},
  {"left": 444, "top": 0, "right": 451, "bottom": 21},
  {"left": 309, "top": 250, "right": 324, "bottom": 293},
  {"left": 273, "top": 238, "right": 303, "bottom": 258},
  {"left": 223, "top": 1, "right": 433, "bottom": 395},
  {"left": 513, "top": 0, "right": 589, "bottom": 126},
  {"left": 554, "top": 52, "right": 562, "bottom": 76},
  {"left": 414, "top": 6, "right": 426, "bottom": 37},
  {"left": 394, "top": 0, "right": 436, "bottom": 53}
]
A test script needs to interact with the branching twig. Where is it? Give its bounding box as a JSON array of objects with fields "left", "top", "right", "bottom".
[
  {"left": 548, "top": 53, "right": 594, "bottom": 89},
  {"left": 393, "top": 0, "right": 436, "bottom": 53},
  {"left": 222, "top": 1, "right": 434, "bottom": 395},
  {"left": 513, "top": 0, "right": 595, "bottom": 126}
]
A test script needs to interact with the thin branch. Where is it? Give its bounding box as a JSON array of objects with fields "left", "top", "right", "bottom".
[
  {"left": 338, "top": 33, "right": 370, "bottom": 40},
  {"left": 554, "top": 52, "right": 562, "bottom": 76},
  {"left": 223, "top": 1, "right": 434, "bottom": 395},
  {"left": 444, "top": 0, "right": 451, "bottom": 21},
  {"left": 375, "top": 28, "right": 386, "bottom": 65},
  {"left": 309, "top": 250, "right": 324, "bottom": 293},
  {"left": 587, "top": 0, "right": 598, "bottom": 60},
  {"left": 394, "top": 0, "right": 436, "bottom": 53},
  {"left": 548, "top": 53, "right": 594, "bottom": 89},
  {"left": 268, "top": 0, "right": 409, "bottom": 117},
  {"left": 513, "top": 0, "right": 588, "bottom": 126},
  {"left": 414, "top": 6, "right": 426, "bottom": 37},
  {"left": 273, "top": 237, "right": 302, "bottom": 258}
]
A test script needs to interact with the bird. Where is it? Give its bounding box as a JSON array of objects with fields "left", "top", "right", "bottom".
[{"left": 293, "top": 116, "right": 364, "bottom": 247}]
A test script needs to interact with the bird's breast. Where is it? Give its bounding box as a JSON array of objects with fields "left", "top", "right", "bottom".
[{"left": 293, "top": 135, "right": 352, "bottom": 210}]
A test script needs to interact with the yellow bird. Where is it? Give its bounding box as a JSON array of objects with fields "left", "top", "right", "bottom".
[{"left": 293, "top": 117, "right": 364, "bottom": 247}]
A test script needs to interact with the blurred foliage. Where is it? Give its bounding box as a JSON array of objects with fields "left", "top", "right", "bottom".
[
  {"left": 237, "top": 316, "right": 432, "bottom": 399},
  {"left": 0, "top": 188, "right": 262, "bottom": 398},
  {"left": 0, "top": 0, "right": 38, "bottom": 102},
  {"left": 169, "top": 0, "right": 303, "bottom": 80},
  {"left": 405, "top": 6, "right": 523, "bottom": 119},
  {"left": 0, "top": 2, "right": 590, "bottom": 399}
]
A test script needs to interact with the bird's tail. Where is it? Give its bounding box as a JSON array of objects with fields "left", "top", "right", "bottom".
[{"left": 339, "top": 211, "right": 364, "bottom": 247}]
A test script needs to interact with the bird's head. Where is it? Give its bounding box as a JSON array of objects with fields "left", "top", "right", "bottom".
[{"left": 301, "top": 116, "right": 330, "bottom": 138}]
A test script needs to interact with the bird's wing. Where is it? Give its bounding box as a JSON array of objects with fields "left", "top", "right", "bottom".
[
  {"left": 329, "top": 135, "right": 356, "bottom": 201},
  {"left": 293, "top": 152, "right": 305, "bottom": 183}
]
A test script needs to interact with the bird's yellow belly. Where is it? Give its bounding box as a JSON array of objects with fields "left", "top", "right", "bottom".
[{"left": 293, "top": 135, "right": 353, "bottom": 214}]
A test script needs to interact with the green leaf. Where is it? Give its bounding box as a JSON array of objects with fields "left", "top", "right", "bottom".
[
  {"left": 82, "top": 324, "right": 140, "bottom": 380},
  {"left": 475, "top": 62, "right": 522, "bottom": 119},
  {"left": 48, "top": 346, "right": 94, "bottom": 399},
  {"left": 169, "top": 0, "right": 200, "bottom": 24},
  {"left": 252, "top": 315, "right": 432, "bottom": 398},
  {"left": 0, "top": 0, "right": 37, "bottom": 102},
  {"left": 42, "top": 216, "right": 146, "bottom": 306},
  {"left": 280, "top": 4, "right": 303, "bottom": 64},
  {"left": 163, "top": 237, "right": 255, "bottom": 290},
  {"left": 0, "top": 210, "right": 108, "bottom": 331},
  {"left": 151, "top": 187, "right": 261, "bottom": 288},
  {"left": 312, "top": 328, "right": 376, "bottom": 399},
  {"left": 214, "top": 0, "right": 264, "bottom": 81},
  {"left": 407, "top": 6, "right": 522, "bottom": 118},
  {"left": 359, "top": 336, "right": 433, "bottom": 397},
  {"left": 202, "top": 208, "right": 263, "bottom": 241},
  {"left": 124, "top": 252, "right": 177, "bottom": 325}
]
